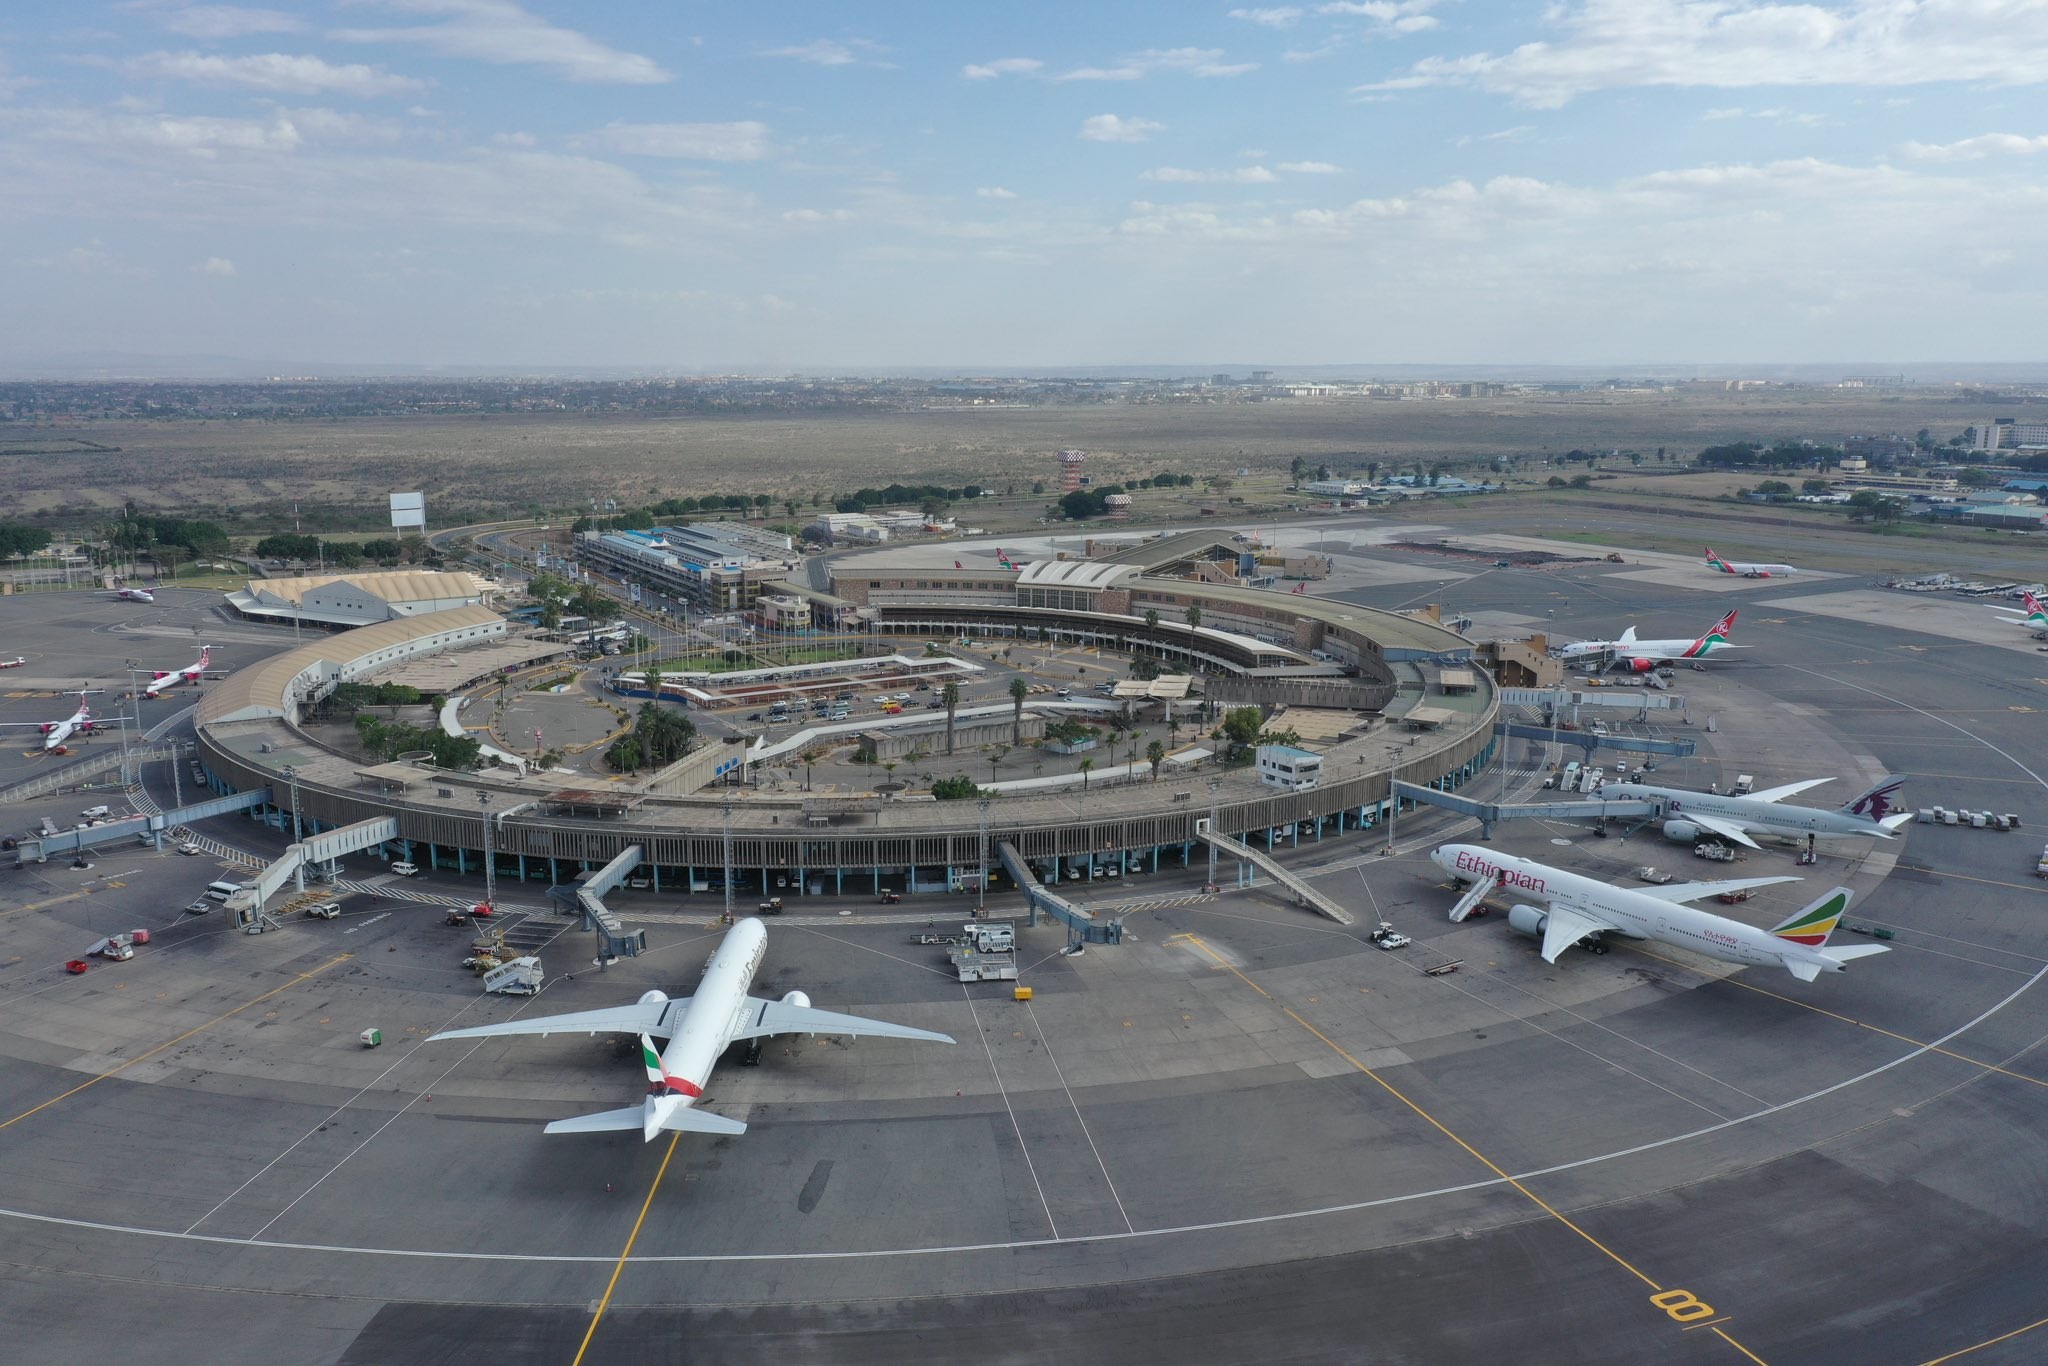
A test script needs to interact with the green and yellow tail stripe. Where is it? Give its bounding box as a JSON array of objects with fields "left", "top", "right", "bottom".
[{"left": 1773, "top": 892, "right": 1847, "bottom": 946}]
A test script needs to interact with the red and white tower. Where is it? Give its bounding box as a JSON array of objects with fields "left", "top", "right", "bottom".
[{"left": 1057, "top": 448, "right": 1087, "bottom": 493}]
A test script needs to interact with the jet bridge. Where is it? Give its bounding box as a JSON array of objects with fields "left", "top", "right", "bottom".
[
  {"left": 546, "top": 845, "right": 648, "bottom": 965},
  {"left": 228, "top": 816, "right": 401, "bottom": 930},
  {"left": 12, "top": 789, "right": 265, "bottom": 863},
  {"left": 1493, "top": 721, "right": 1699, "bottom": 765},
  {"left": 1392, "top": 779, "right": 1658, "bottom": 840},
  {"left": 1193, "top": 820, "right": 1357, "bottom": 925},
  {"left": 996, "top": 842, "right": 1124, "bottom": 944}
]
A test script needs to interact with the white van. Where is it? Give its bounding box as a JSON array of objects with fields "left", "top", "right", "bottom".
[
  {"left": 205, "top": 880, "right": 244, "bottom": 902},
  {"left": 389, "top": 861, "right": 420, "bottom": 877},
  {"left": 80, "top": 805, "right": 112, "bottom": 821}
]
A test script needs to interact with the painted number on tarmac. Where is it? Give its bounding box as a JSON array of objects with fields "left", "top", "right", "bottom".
[{"left": 1650, "top": 1289, "right": 1716, "bottom": 1322}]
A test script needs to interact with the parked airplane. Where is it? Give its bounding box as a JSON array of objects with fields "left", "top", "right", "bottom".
[
  {"left": 0, "top": 656, "right": 24, "bottom": 669},
  {"left": 1705, "top": 547, "right": 1797, "bottom": 578},
  {"left": 1991, "top": 590, "right": 2048, "bottom": 635},
  {"left": 143, "top": 646, "right": 215, "bottom": 697},
  {"left": 1431, "top": 843, "right": 1884, "bottom": 981},
  {"left": 1554, "top": 609, "right": 1741, "bottom": 672},
  {"left": 427, "top": 917, "right": 954, "bottom": 1140},
  {"left": 108, "top": 587, "right": 156, "bottom": 603},
  {"left": 0, "top": 691, "right": 102, "bottom": 753},
  {"left": 1598, "top": 773, "right": 1912, "bottom": 849}
]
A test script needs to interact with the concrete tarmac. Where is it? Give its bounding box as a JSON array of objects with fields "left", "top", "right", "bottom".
[{"left": 3, "top": 551, "right": 2048, "bottom": 1364}]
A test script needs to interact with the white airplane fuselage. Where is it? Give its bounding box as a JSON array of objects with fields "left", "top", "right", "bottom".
[
  {"left": 1600, "top": 782, "right": 1901, "bottom": 842},
  {"left": 146, "top": 648, "right": 210, "bottom": 697},
  {"left": 1431, "top": 844, "right": 1838, "bottom": 975},
  {"left": 642, "top": 915, "right": 772, "bottom": 1139}
]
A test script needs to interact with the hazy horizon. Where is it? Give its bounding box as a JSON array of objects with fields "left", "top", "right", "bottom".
[{"left": 5, "top": 3, "right": 2046, "bottom": 370}]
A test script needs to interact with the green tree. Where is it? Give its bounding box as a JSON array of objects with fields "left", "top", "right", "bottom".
[
  {"left": 931, "top": 774, "right": 980, "bottom": 800},
  {"left": 1008, "top": 675, "right": 1029, "bottom": 745},
  {"left": 1077, "top": 757, "right": 1095, "bottom": 792},
  {"left": 942, "top": 679, "right": 962, "bottom": 755},
  {"left": 1146, "top": 739, "right": 1166, "bottom": 781},
  {"left": 1219, "top": 706, "right": 1264, "bottom": 754}
]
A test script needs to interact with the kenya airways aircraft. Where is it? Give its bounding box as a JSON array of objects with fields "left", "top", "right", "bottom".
[
  {"left": 144, "top": 646, "right": 214, "bottom": 697},
  {"left": 1992, "top": 590, "right": 2048, "bottom": 636},
  {"left": 107, "top": 587, "right": 156, "bottom": 603},
  {"left": 429, "top": 917, "right": 953, "bottom": 1141},
  {"left": 1554, "top": 610, "right": 1741, "bottom": 672},
  {"left": 0, "top": 692, "right": 102, "bottom": 753},
  {"left": 1705, "top": 547, "right": 1797, "bottom": 578}
]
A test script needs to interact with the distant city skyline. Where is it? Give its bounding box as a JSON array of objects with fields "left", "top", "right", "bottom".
[{"left": 3, "top": 2, "right": 2045, "bottom": 370}]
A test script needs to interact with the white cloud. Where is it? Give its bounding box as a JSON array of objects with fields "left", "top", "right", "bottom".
[
  {"left": 148, "top": 5, "right": 304, "bottom": 39},
  {"left": 198, "top": 256, "right": 237, "bottom": 276},
  {"left": 1278, "top": 160, "right": 1341, "bottom": 173},
  {"left": 1059, "top": 47, "right": 1258, "bottom": 81},
  {"left": 762, "top": 38, "right": 890, "bottom": 67},
  {"left": 781, "top": 207, "right": 853, "bottom": 223},
  {"left": 1229, "top": 7, "right": 1304, "bottom": 26},
  {"left": 1454, "top": 125, "right": 1534, "bottom": 146},
  {"left": 1079, "top": 114, "right": 1165, "bottom": 143},
  {"left": 1143, "top": 165, "right": 1278, "bottom": 183},
  {"left": 1901, "top": 132, "right": 2048, "bottom": 161},
  {"left": 976, "top": 186, "right": 1019, "bottom": 198},
  {"left": 332, "top": 0, "right": 670, "bottom": 86},
  {"left": 1703, "top": 106, "right": 1827, "bottom": 125},
  {"left": 586, "top": 120, "right": 773, "bottom": 162},
  {"left": 962, "top": 56, "right": 1043, "bottom": 79},
  {"left": 126, "top": 51, "right": 425, "bottom": 98},
  {"left": 1361, "top": 0, "right": 2048, "bottom": 107}
]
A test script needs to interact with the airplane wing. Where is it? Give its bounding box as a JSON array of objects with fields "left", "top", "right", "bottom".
[
  {"left": 1641, "top": 874, "right": 1802, "bottom": 904},
  {"left": 429, "top": 998, "right": 686, "bottom": 1042},
  {"left": 1746, "top": 778, "right": 1832, "bottom": 803},
  {"left": 543, "top": 1105, "right": 747, "bottom": 1136},
  {"left": 1539, "top": 904, "right": 1624, "bottom": 964},
  {"left": 733, "top": 996, "right": 954, "bottom": 1045},
  {"left": 1676, "top": 811, "right": 1760, "bottom": 849}
]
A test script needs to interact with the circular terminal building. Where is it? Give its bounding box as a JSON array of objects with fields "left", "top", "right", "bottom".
[{"left": 195, "top": 532, "right": 1494, "bottom": 912}]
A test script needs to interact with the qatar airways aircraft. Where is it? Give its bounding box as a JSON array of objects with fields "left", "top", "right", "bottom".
[{"left": 429, "top": 917, "right": 954, "bottom": 1140}]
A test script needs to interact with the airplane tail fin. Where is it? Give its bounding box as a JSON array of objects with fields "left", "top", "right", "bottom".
[
  {"left": 639, "top": 1034, "right": 665, "bottom": 1088},
  {"left": 1838, "top": 774, "right": 1906, "bottom": 822},
  {"left": 1769, "top": 886, "right": 1853, "bottom": 949},
  {"left": 1706, "top": 547, "right": 1730, "bottom": 572},
  {"left": 1708, "top": 609, "right": 1737, "bottom": 639},
  {"left": 1617, "top": 626, "right": 1638, "bottom": 645}
]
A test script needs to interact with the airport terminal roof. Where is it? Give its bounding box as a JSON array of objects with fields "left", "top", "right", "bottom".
[
  {"left": 1015, "top": 559, "right": 1134, "bottom": 590},
  {"left": 1125, "top": 578, "right": 1474, "bottom": 657},
  {"left": 1111, "top": 676, "right": 1194, "bottom": 700},
  {"left": 241, "top": 570, "right": 496, "bottom": 608},
  {"left": 196, "top": 604, "right": 505, "bottom": 726},
  {"left": 363, "top": 637, "right": 570, "bottom": 692}
]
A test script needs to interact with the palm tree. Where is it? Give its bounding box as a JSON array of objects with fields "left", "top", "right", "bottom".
[
  {"left": 1078, "top": 757, "right": 1095, "bottom": 792},
  {"left": 800, "top": 747, "right": 819, "bottom": 792},
  {"left": 1008, "top": 675, "right": 1029, "bottom": 744},
  {"left": 1146, "top": 739, "right": 1166, "bottom": 781},
  {"left": 941, "top": 680, "right": 961, "bottom": 755},
  {"left": 1184, "top": 603, "right": 1202, "bottom": 668},
  {"left": 1144, "top": 608, "right": 1160, "bottom": 632},
  {"left": 988, "top": 743, "right": 1008, "bottom": 786}
]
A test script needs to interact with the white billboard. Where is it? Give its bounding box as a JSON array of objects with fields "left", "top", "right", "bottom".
[{"left": 390, "top": 492, "right": 426, "bottom": 530}]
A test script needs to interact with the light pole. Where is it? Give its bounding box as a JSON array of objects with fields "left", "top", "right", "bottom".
[
  {"left": 721, "top": 802, "right": 735, "bottom": 925},
  {"left": 477, "top": 790, "right": 497, "bottom": 912},
  {"left": 975, "top": 797, "right": 992, "bottom": 916},
  {"left": 282, "top": 763, "right": 305, "bottom": 890},
  {"left": 1206, "top": 778, "right": 1221, "bottom": 889}
]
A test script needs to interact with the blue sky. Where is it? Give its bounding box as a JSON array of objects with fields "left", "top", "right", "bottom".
[{"left": 3, "top": 1, "right": 2045, "bottom": 370}]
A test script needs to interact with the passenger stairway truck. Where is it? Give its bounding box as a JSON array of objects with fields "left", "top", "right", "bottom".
[{"left": 1193, "top": 818, "right": 1357, "bottom": 925}]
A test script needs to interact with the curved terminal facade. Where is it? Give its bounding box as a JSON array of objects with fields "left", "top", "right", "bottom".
[{"left": 195, "top": 551, "right": 1496, "bottom": 899}]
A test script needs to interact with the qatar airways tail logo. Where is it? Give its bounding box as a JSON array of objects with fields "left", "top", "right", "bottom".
[
  {"left": 1850, "top": 782, "right": 1902, "bottom": 820},
  {"left": 1453, "top": 850, "right": 1548, "bottom": 894}
]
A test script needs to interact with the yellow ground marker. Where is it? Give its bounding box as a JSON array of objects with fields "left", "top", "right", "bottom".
[{"left": 571, "top": 1132, "right": 683, "bottom": 1366}]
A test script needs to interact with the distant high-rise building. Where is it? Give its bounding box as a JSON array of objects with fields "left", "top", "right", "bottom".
[{"left": 1058, "top": 448, "right": 1087, "bottom": 494}]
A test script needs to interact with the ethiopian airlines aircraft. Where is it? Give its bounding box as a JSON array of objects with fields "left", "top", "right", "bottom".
[
  {"left": 0, "top": 691, "right": 101, "bottom": 753},
  {"left": 1992, "top": 590, "right": 2048, "bottom": 635},
  {"left": 428, "top": 917, "right": 954, "bottom": 1140},
  {"left": 1431, "top": 843, "right": 1885, "bottom": 982},
  {"left": 1597, "top": 773, "right": 1913, "bottom": 849},
  {"left": 1705, "top": 547, "right": 1797, "bottom": 578},
  {"left": 143, "top": 646, "right": 213, "bottom": 697},
  {"left": 1554, "top": 610, "right": 1741, "bottom": 672}
]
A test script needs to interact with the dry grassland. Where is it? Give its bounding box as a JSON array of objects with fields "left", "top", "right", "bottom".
[{"left": 0, "top": 388, "right": 1983, "bottom": 526}]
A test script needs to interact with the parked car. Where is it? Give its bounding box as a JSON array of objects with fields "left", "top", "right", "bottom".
[
  {"left": 389, "top": 861, "right": 420, "bottom": 876},
  {"left": 177, "top": 842, "right": 202, "bottom": 856}
]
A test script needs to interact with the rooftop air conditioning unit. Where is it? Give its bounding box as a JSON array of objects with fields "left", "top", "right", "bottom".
[{"left": 438, "top": 787, "right": 454, "bottom": 798}]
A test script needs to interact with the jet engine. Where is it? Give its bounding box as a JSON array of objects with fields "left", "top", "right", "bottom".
[
  {"left": 1661, "top": 819, "right": 1702, "bottom": 845},
  {"left": 1506, "top": 904, "right": 1548, "bottom": 939},
  {"left": 637, "top": 989, "right": 670, "bottom": 1007},
  {"left": 780, "top": 989, "right": 812, "bottom": 1010},
  {"left": 1619, "top": 657, "right": 1657, "bottom": 673}
]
